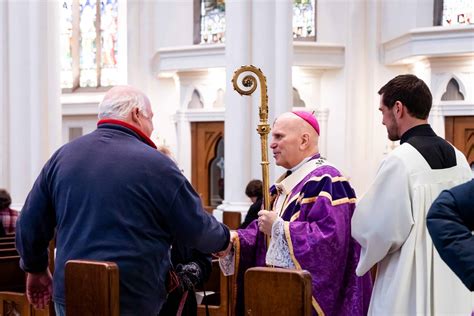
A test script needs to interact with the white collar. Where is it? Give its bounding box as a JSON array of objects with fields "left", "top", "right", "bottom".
[
  {"left": 289, "top": 156, "right": 312, "bottom": 173},
  {"left": 275, "top": 156, "right": 327, "bottom": 195}
]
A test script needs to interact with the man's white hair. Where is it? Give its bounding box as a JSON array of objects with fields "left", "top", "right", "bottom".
[{"left": 98, "top": 86, "right": 150, "bottom": 120}]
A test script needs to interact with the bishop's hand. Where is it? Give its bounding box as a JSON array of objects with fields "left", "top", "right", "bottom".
[{"left": 258, "top": 210, "right": 277, "bottom": 235}]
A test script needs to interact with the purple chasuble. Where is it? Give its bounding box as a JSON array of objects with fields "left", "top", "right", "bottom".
[{"left": 234, "top": 155, "right": 372, "bottom": 315}]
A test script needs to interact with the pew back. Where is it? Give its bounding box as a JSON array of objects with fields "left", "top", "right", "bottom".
[
  {"left": 0, "top": 248, "right": 19, "bottom": 257},
  {"left": 65, "top": 260, "right": 119, "bottom": 316},
  {"left": 0, "top": 242, "right": 15, "bottom": 249},
  {"left": 0, "top": 235, "right": 15, "bottom": 243},
  {"left": 0, "top": 255, "right": 25, "bottom": 292},
  {"left": 244, "top": 267, "right": 312, "bottom": 316}
]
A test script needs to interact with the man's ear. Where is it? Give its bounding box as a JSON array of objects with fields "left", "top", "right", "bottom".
[
  {"left": 393, "top": 101, "right": 404, "bottom": 119},
  {"left": 131, "top": 107, "right": 140, "bottom": 123},
  {"left": 300, "top": 133, "right": 310, "bottom": 150}
]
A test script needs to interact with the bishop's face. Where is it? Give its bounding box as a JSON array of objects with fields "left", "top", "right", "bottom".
[
  {"left": 270, "top": 117, "right": 303, "bottom": 169},
  {"left": 379, "top": 95, "right": 399, "bottom": 141}
]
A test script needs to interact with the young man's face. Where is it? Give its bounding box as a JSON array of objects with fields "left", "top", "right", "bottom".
[{"left": 379, "top": 95, "right": 399, "bottom": 141}]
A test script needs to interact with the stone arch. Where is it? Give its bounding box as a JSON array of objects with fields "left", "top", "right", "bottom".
[
  {"left": 441, "top": 78, "right": 465, "bottom": 101},
  {"left": 293, "top": 87, "right": 306, "bottom": 107},
  {"left": 435, "top": 74, "right": 467, "bottom": 102},
  {"left": 187, "top": 88, "right": 204, "bottom": 109}
]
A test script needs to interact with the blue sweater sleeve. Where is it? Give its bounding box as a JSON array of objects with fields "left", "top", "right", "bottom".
[
  {"left": 16, "top": 164, "right": 56, "bottom": 273},
  {"left": 16, "top": 165, "right": 56, "bottom": 273},
  {"left": 166, "top": 179, "right": 230, "bottom": 254},
  {"left": 427, "top": 181, "right": 474, "bottom": 291}
]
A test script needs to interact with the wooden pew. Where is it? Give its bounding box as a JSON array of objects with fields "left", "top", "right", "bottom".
[
  {"left": 0, "top": 235, "right": 15, "bottom": 243},
  {"left": 0, "top": 241, "right": 15, "bottom": 249},
  {"left": 196, "top": 259, "right": 230, "bottom": 316},
  {"left": 222, "top": 211, "right": 242, "bottom": 230},
  {"left": 65, "top": 260, "right": 119, "bottom": 316},
  {"left": 0, "top": 238, "right": 56, "bottom": 316},
  {"left": 0, "top": 292, "right": 49, "bottom": 316},
  {"left": 0, "top": 255, "right": 25, "bottom": 292},
  {"left": 0, "top": 248, "right": 19, "bottom": 257},
  {"left": 244, "top": 267, "right": 312, "bottom": 316}
]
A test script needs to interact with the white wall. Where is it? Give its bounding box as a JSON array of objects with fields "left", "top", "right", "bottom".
[{"left": 381, "top": 0, "right": 434, "bottom": 42}]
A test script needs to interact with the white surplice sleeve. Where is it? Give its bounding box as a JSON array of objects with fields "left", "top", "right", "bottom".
[
  {"left": 266, "top": 217, "right": 295, "bottom": 268},
  {"left": 351, "top": 153, "right": 414, "bottom": 276}
]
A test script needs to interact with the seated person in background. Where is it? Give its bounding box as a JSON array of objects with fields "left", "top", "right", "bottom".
[
  {"left": 0, "top": 189, "right": 19, "bottom": 235},
  {"left": 157, "top": 145, "right": 213, "bottom": 316},
  {"left": 427, "top": 179, "right": 474, "bottom": 291},
  {"left": 239, "top": 179, "right": 263, "bottom": 229}
]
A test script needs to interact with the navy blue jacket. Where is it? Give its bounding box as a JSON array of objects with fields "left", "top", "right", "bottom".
[
  {"left": 16, "top": 122, "right": 230, "bottom": 315},
  {"left": 427, "top": 179, "right": 474, "bottom": 291}
]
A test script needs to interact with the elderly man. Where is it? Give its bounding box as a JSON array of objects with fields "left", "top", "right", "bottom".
[
  {"left": 16, "top": 86, "right": 230, "bottom": 315},
  {"left": 351, "top": 75, "right": 472, "bottom": 314},
  {"left": 219, "top": 111, "right": 372, "bottom": 316}
]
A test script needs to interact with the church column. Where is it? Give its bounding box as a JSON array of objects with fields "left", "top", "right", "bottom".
[
  {"left": 251, "top": 0, "right": 293, "bottom": 179},
  {"left": 216, "top": 0, "right": 293, "bottom": 222},
  {"left": 215, "top": 0, "right": 253, "bottom": 221},
  {"left": 0, "top": 1, "right": 61, "bottom": 208}
]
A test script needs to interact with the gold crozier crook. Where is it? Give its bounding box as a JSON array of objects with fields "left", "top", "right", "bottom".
[{"left": 231, "top": 65, "right": 271, "bottom": 212}]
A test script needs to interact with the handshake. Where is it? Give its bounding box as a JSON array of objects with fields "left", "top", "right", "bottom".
[
  {"left": 214, "top": 210, "right": 277, "bottom": 258},
  {"left": 214, "top": 231, "right": 238, "bottom": 258}
]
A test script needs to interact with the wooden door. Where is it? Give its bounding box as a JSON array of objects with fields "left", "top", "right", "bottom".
[
  {"left": 191, "top": 122, "right": 224, "bottom": 213},
  {"left": 445, "top": 116, "right": 474, "bottom": 170}
]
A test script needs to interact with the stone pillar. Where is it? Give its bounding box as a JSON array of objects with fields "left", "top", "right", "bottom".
[
  {"left": 251, "top": 0, "right": 293, "bottom": 179},
  {"left": 215, "top": 0, "right": 253, "bottom": 221},
  {"left": 0, "top": 1, "right": 61, "bottom": 208},
  {"left": 216, "top": 0, "right": 293, "bottom": 221}
]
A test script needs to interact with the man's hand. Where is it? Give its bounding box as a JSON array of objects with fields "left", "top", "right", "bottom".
[
  {"left": 214, "top": 231, "right": 238, "bottom": 258},
  {"left": 26, "top": 269, "right": 53, "bottom": 310},
  {"left": 258, "top": 210, "right": 278, "bottom": 235}
]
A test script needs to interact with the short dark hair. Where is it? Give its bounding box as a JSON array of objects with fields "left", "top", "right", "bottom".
[
  {"left": 245, "top": 180, "right": 262, "bottom": 198},
  {"left": 0, "top": 189, "right": 12, "bottom": 209},
  {"left": 378, "top": 74, "right": 432, "bottom": 119}
]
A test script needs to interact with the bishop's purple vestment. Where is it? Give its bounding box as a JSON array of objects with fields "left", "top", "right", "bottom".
[{"left": 233, "top": 155, "right": 372, "bottom": 315}]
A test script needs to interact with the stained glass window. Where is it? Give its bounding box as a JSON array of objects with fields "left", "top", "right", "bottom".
[
  {"left": 80, "top": 0, "right": 97, "bottom": 87},
  {"left": 200, "top": 0, "right": 225, "bottom": 44},
  {"left": 293, "top": 0, "right": 316, "bottom": 40},
  {"left": 60, "top": 0, "right": 73, "bottom": 88},
  {"left": 442, "top": 0, "right": 473, "bottom": 25},
  {"left": 100, "top": 0, "right": 119, "bottom": 86},
  {"left": 60, "top": 0, "right": 120, "bottom": 90}
]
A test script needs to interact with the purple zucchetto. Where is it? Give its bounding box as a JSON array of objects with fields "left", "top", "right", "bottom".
[{"left": 292, "top": 111, "right": 320, "bottom": 135}]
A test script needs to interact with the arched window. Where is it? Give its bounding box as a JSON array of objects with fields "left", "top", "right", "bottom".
[
  {"left": 293, "top": 0, "right": 316, "bottom": 41},
  {"left": 60, "top": 0, "right": 121, "bottom": 91},
  {"left": 194, "top": 0, "right": 225, "bottom": 44},
  {"left": 209, "top": 137, "right": 224, "bottom": 206},
  {"left": 434, "top": 0, "right": 473, "bottom": 26}
]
